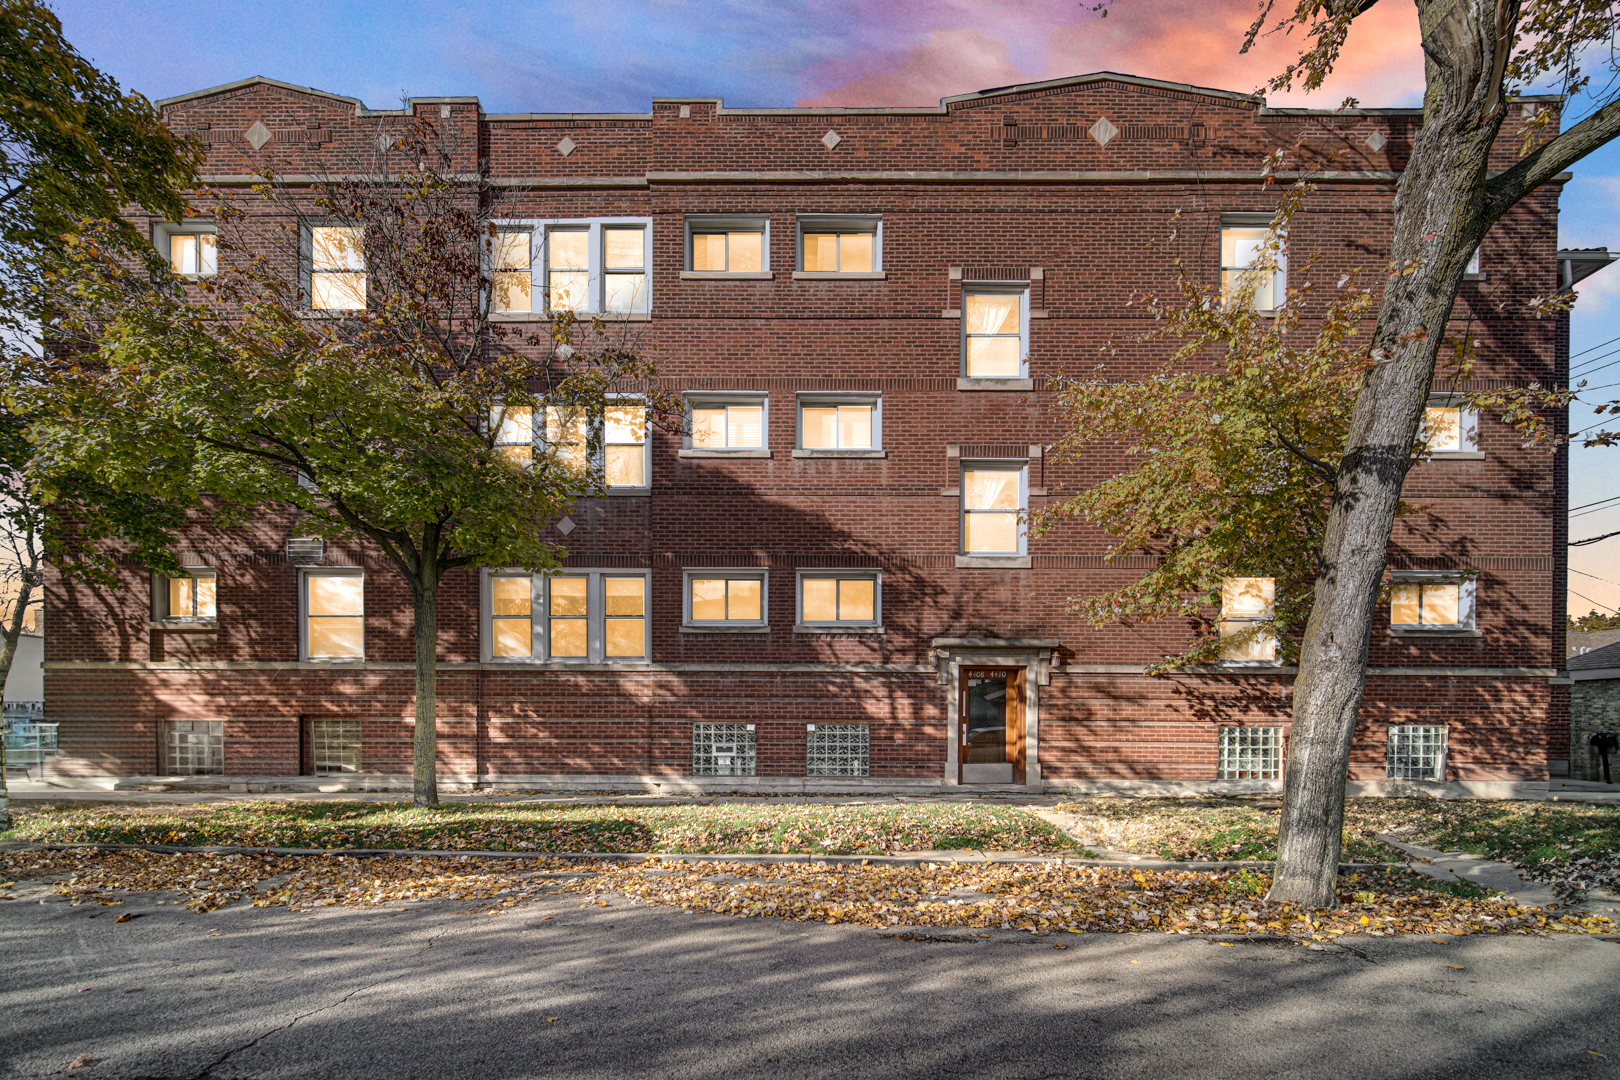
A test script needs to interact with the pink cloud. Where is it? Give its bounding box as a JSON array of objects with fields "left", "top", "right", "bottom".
[{"left": 798, "top": 0, "right": 1423, "bottom": 109}]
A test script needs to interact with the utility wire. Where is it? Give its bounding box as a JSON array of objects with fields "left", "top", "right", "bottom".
[
  {"left": 1573, "top": 568, "right": 1620, "bottom": 588},
  {"left": 1572, "top": 529, "right": 1620, "bottom": 547},
  {"left": 1571, "top": 494, "right": 1620, "bottom": 514},
  {"left": 1570, "top": 589, "right": 1618, "bottom": 615}
]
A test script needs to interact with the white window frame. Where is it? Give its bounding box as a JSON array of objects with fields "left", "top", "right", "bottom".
[
  {"left": 154, "top": 221, "right": 218, "bottom": 278},
  {"left": 1465, "top": 246, "right": 1482, "bottom": 277},
  {"left": 1220, "top": 212, "right": 1287, "bottom": 313},
  {"left": 794, "top": 391, "right": 882, "bottom": 457},
  {"left": 480, "top": 567, "right": 651, "bottom": 664},
  {"left": 1422, "top": 393, "right": 1482, "bottom": 459},
  {"left": 794, "top": 569, "right": 882, "bottom": 631},
  {"left": 1219, "top": 576, "right": 1278, "bottom": 666},
  {"left": 302, "top": 223, "right": 367, "bottom": 312},
  {"left": 152, "top": 567, "right": 218, "bottom": 624},
  {"left": 491, "top": 217, "right": 653, "bottom": 315},
  {"left": 681, "top": 391, "right": 769, "bottom": 458},
  {"left": 1387, "top": 724, "right": 1447, "bottom": 780},
  {"left": 682, "top": 568, "right": 769, "bottom": 630},
  {"left": 492, "top": 398, "right": 651, "bottom": 494},
  {"left": 794, "top": 213, "right": 883, "bottom": 277},
  {"left": 959, "top": 460, "right": 1028, "bottom": 558},
  {"left": 602, "top": 395, "right": 652, "bottom": 495},
  {"left": 1388, "top": 571, "right": 1477, "bottom": 635},
  {"left": 489, "top": 226, "right": 535, "bottom": 314},
  {"left": 684, "top": 214, "right": 771, "bottom": 277},
  {"left": 299, "top": 567, "right": 365, "bottom": 662},
  {"left": 961, "top": 282, "right": 1031, "bottom": 380}
]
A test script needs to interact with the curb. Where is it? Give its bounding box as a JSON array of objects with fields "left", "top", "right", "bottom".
[{"left": 0, "top": 841, "right": 1406, "bottom": 872}]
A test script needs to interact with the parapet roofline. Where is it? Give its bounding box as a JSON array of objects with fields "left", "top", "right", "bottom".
[{"left": 160, "top": 72, "right": 1554, "bottom": 121}]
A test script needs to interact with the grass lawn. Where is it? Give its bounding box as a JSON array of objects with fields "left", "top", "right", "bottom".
[
  {"left": 1054, "top": 797, "right": 1620, "bottom": 870},
  {"left": 1, "top": 800, "right": 1081, "bottom": 856}
]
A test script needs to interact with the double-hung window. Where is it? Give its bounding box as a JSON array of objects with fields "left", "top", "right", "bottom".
[
  {"left": 309, "top": 226, "right": 366, "bottom": 310},
  {"left": 1220, "top": 213, "right": 1286, "bottom": 311},
  {"left": 1390, "top": 573, "right": 1475, "bottom": 633},
  {"left": 1219, "top": 576, "right": 1277, "bottom": 663},
  {"left": 483, "top": 569, "right": 649, "bottom": 662},
  {"left": 493, "top": 218, "right": 653, "bottom": 315},
  {"left": 686, "top": 215, "right": 768, "bottom": 275},
  {"left": 960, "top": 464, "right": 1027, "bottom": 557},
  {"left": 796, "top": 570, "right": 880, "bottom": 630},
  {"left": 154, "top": 568, "right": 217, "bottom": 622},
  {"left": 684, "top": 392, "right": 768, "bottom": 456},
  {"left": 157, "top": 222, "right": 218, "bottom": 277},
  {"left": 492, "top": 404, "right": 535, "bottom": 467},
  {"left": 491, "top": 400, "right": 650, "bottom": 492},
  {"left": 962, "top": 285, "right": 1029, "bottom": 379},
  {"left": 684, "top": 569, "right": 768, "bottom": 629},
  {"left": 796, "top": 392, "right": 880, "bottom": 456},
  {"left": 796, "top": 214, "right": 881, "bottom": 276},
  {"left": 1421, "top": 394, "right": 1480, "bottom": 458},
  {"left": 301, "top": 569, "right": 364, "bottom": 661}
]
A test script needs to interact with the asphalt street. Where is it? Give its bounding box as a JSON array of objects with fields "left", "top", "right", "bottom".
[{"left": 2, "top": 876, "right": 1618, "bottom": 1080}]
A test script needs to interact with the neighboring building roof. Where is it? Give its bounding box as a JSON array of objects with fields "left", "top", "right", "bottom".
[
  {"left": 1569, "top": 628, "right": 1620, "bottom": 658},
  {"left": 1568, "top": 637, "right": 1620, "bottom": 671},
  {"left": 1558, "top": 249, "right": 1619, "bottom": 289}
]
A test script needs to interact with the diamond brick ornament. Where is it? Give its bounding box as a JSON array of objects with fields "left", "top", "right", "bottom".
[
  {"left": 556, "top": 136, "right": 577, "bottom": 157},
  {"left": 1089, "top": 117, "right": 1119, "bottom": 148},
  {"left": 822, "top": 130, "right": 842, "bottom": 150},
  {"left": 243, "top": 120, "right": 272, "bottom": 151},
  {"left": 1365, "top": 131, "right": 1387, "bottom": 151},
  {"left": 555, "top": 516, "right": 576, "bottom": 535}
]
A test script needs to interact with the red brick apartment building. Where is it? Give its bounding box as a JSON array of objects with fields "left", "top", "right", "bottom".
[{"left": 43, "top": 73, "right": 1609, "bottom": 796}]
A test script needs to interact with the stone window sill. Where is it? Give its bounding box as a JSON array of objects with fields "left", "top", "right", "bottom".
[
  {"left": 792, "top": 271, "right": 887, "bottom": 281},
  {"left": 605, "top": 487, "right": 652, "bottom": 497},
  {"left": 490, "top": 311, "right": 652, "bottom": 322},
  {"left": 1426, "top": 451, "right": 1485, "bottom": 461},
  {"left": 793, "top": 624, "right": 885, "bottom": 635},
  {"left": 679, "top": 449, "right": 771, "bottom": 459},
  {"left": 792, "top": 449, "right": 886, "bottom": 458},
  {"left": 681, "top": 271, "right": 774, "bottom": 280},
  {"left": 1389, "top": 627, "right": 1482, "bottom": 637},
  {"left": 679, "top": 624, "right": 771, "bottom": 634},
  {"left": 956, "top": 555, "right": 1032, "bottom": 569},
  {"left": 958, "top": 378, "right": 1033, "bottom": 392},
  {"left": 148, "top": 620, "right": 218, "bottom": 633}
]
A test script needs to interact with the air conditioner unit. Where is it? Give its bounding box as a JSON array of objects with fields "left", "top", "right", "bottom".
[{"left": 286, "top": 537, "right": 325, "bottom": 563}]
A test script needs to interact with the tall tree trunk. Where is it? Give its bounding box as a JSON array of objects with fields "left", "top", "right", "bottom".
[
  {"left": 410, "top": 562, "right": 440, "bottom": 809},
  {"left": 1269, "top": 0, "right": 1515, "bottom": 906},
  {"left": 0, "top": 568, "right": 39, "bottom": 830}
]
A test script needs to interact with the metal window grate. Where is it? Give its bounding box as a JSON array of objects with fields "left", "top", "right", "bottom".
[
  {"left": 1217, "top": 726, "right": 1281, "bottom": 780},
  {"left": 313, "top": 719, "right": 361, "bottom": 776},
  {"left": 692, "top": 723, "right": 756, "bottom": 777},
  {"left": 165, "top": 720, "right": 223, "bottom": 776},
  {"left": 1387, "top": 725, "right": 1447, "bottom": 780},
  {"left": 806, "top": 724, "right": 870, "bottom": 777}
]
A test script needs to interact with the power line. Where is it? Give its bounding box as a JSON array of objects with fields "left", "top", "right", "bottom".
[
  {"left": 1572, "top": 344, "right": 1620, "bottom": 375},
  {"left": 1570, "top": 589, "right": 1618, "bottom": 615},
  {"left": 1572, "top": 529, "right": 1620, "bottom": 547},
  {"left": 1573, "top": 568, "right": 1620, "bottom": 588},
  {"left": 1571, "top": 494, "right": 1620, "bottom": 514},
  {"left": 1572, "top": 334, "right": 1620, "bottom": 362}
]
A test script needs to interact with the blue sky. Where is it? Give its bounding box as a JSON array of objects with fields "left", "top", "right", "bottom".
[{"left": 50, "top": 0, "right": 1620, "bottom": 613}]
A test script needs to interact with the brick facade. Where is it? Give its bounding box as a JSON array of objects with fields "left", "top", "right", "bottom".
[{"left": 43, "top": 74, "right": 1573, "bottom": 794}]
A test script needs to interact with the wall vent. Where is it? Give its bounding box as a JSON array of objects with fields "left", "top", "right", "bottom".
[{"left": 286, "top": 537, "right": 325, "bottom": 563}]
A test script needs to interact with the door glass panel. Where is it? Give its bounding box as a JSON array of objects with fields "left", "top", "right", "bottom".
[{"left": 965, "top": 674, "right": 1008, "bottom": 764}]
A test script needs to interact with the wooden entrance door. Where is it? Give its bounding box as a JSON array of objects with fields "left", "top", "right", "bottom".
[{"left": 959, "top": 667, "right": 1024, "bottom": 784}]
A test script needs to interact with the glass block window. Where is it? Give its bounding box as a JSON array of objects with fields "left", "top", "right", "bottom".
[
  {"left": 313, "top": 719, "right": 361, "bottom": 775},
  {"left": 1217, "top": 726, "right": 1281, "bottom": 780},
  {"left": 806, "top": 724, "right": 869, "bottom": 776},
  {"left": 693, "top": 722, "right": 756, "bottom": 776},
  {"left": 1387, "top": 725, "right": 1447, "bottom": 780},
  {"left": 165, "top": 720, "right": 223, "bottom": 776}
]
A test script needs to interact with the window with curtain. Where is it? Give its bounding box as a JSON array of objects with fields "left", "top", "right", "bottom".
[{"left": 963, "top": 289, "right": 1026, "bottom": 377}]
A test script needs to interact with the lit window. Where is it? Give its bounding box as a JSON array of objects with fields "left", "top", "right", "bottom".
[
  {"left": 545, "top": 405, "right": 590, "bottom": 475},
  {"left": 797, "top": 572, "right": 880, "bottom": 627},
  {"left": 1387, "top": 725, "right": 1446, "bottom": 780},
  {"left": 1421, "top": 396, "right": 1478, "bottom": 455},
  {"left": 310, "top": 226, "right": 366, "bottom": 310},
  {"left": 170, "top": 233, "right": 217, "bottom": 276},
  {"left": 492, "top": 230, "right": 532, "bottom": 313},
  {"left": 798, "top": 396, "right": 877, "bottom": 451},
  {"left": 497, "top": 401, "right": 648, "bottom": 489},
  {"left": 963, "top": 287, "right": 1027, "bottom": 378},
  {"left": 1390, "top": 576, "right": 1474, "bottom": 631},
  {"left": 1220, "top": 216, "right": 1286, "bottom": 311},
  {"left": 1219, "top": 577, "right": 1277, "bottom": 663},
  {"left": 691, "top": 226, "right": 764, "bottom": 272},
  {"left": 797, "top": 215, "right": 880, "bottom": 273},
  {"left": 686, "top": 570, "right": 767, "bottom": 627},
  {"left": 303, "top": 570, "right": 364, "bottom": 660},
  {"left": 1466, "top": 247, "right": 1481, "bottom": 275},
  {"left": 546, "top": 228, "right": 588, "bottom": 311},
  {"left": 603, "top": 226, "right": 646, "bottom": 312},
  {"left": 492, "top": 405, "right": 534, "bottom": 467},
  {"left": 687, "top": 394, "right": 767, "bottom": 452},
  {"left": 961, "top": 467, "right": 1025, "bottom": 555},
  {"left": 484, "top": 569, "right": 648, "bottom": 662},
  {"left": 1218, "top": 727, "right": 1282, "bottom": 779},
  {"left": 156, "top": 568, "right": 216, "bottom": 621},
  {"left": 605, "top": 402, "right": 648, "bottom": 488}
]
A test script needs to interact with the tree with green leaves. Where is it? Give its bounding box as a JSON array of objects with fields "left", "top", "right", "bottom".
[
  {"left": 0, "top": 0, "right": 198, "bottom": 828},
  {"left": 1054, "top": 0, "right": 1620, "bottom": 907},
  {"left": 29, "top": 114, "right": 675, "bottom": 808},
  {"left": 1569, "top": 610, "right": 1620, "bottom": 633}
]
